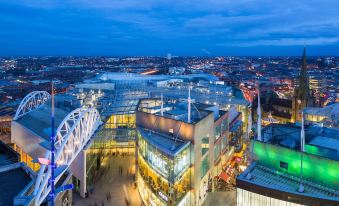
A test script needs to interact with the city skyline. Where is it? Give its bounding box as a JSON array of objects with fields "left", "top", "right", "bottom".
[
  {"left": 0, "top": 1, "right": 338, "bottom": 206},
  {"left": 1, "top": 0, "right": 339, "bottom": 56}
]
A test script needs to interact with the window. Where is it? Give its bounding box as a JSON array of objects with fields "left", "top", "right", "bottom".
[
  {"left": 280, "top": 161, "right": 288, "bottom": 170},
  {"left": 214, "top": 143, "right": 221, "bottom": 161},
  {"left": 200, "top": 155, "right": 210, "bottom": 179},
  {"left": 221, "top": 119, "right": 228, "bottom": 134},
  {"left": 201, "top": 137, "right": 209, "bottom": 156},
  {"left": 215, "top": 124, "right": 221, "bottom": 140}
]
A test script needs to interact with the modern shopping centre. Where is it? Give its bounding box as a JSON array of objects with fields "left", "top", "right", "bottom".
[
  {"left": 136, "top": 98, "right": 243, "bottom": 206},
  {"left": 7, "top": 72, "right": 250, "bottom": 206}
]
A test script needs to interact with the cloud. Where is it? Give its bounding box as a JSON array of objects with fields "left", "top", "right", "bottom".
[
  {"left": 0, "top": 0, "right": 338, "bottom": 55},
  {"left": 220, "top": 37, "right": 339, "bottom": 47}
]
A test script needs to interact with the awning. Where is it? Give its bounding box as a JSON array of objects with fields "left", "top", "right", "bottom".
[{"left": 219, "top": 171, "right": 229, "bottom": 182}]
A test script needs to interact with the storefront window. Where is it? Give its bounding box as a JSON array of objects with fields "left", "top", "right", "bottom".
[
  {"left": 221, "top": 119, "right": 228, "bottom": 134},
  {"left": 222, "top": 136, "right": 227, "bottom": 151},
  {"left": 138, "top": 134, "right": 171, "bottom": 179},
  {"left": 106, "top": 113, "right": 136, "bottom": 129},
  {"left": 14, "top": 145, "right": 40, "bottom": 171},
  {"left": 200, "top": 155, "right": 210, "bottom": 179},
  {"left": 215, "top": 124, "right": 221, "bottom": 140},
  {"left": 214, "top": 143, "right": 221, "bottom": 161},
  {"left": 138, "top": 155, "right": 191, "bottom": 206},
  {"left": 174, "top": 147, "right": 190, "bottom": 179}
]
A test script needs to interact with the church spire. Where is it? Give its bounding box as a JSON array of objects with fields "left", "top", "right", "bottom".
[
  {"left": 292, "top": 47, "right": 310, "bottom": 122},
  {"left": 295, "top": 47, "right": 309, "bottom": 101}
]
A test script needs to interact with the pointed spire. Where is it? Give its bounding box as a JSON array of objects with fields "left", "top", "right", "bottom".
[
  {"left": 188, "top": 84, "right": 191, "bottom": 123},
  {"left": 295, "top": 47, "right": 309, "bottom": 100},
  {"left": 257, "top": 81, "right": 262, "bottom": 141}
]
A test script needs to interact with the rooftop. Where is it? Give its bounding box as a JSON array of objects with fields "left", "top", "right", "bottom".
[
  {"left": 304, "top": 103, "right": 339, "bottom": 118},
  {"left": 137, "top": 127, "right": 190, "bottom": 157},
  {"left": 97, "top": 72, "right": 169, "bottom": 82},
  {"left": 96, "top": 72, "right": 219, "bottom": 83},
  {"left": 138, "top": 99, "right": 213, "bottom": 124},
  {"left": 308, "top": 136, "right": 339, "bottom": 151},
  {"left": 262, "top": 124, "right": 339, "bottom": 149},
  {"left": 0, "top": 168, "right": 32, "bottom": 206},
  {"left": 15, "top": 100, "right": 70, "bottom": 146},
  {"left": 0, "top": 142, "right": 18, "bottom": 167},
  {"left": 238, "top": 163, "right": 339, "bottom": 202}
]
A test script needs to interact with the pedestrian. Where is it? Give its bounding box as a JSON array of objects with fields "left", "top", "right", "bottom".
[{"left": 124, "top": 198, "right": 129, "bottom": 206}]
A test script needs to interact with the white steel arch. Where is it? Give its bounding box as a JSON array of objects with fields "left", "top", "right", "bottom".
[
  {"left": 14, "top": 91, "right": 51, "bottom": 120},
  {"left": 33, "top": 107, "right": 102, "bottom": 206}
]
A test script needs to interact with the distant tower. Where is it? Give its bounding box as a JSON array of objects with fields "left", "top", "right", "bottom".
[
  {"left": 167, "top": 53, "right": 172, "bottom": 61},
  {"left": 292, "top": 47, "right": 310, "bottom": 122}
]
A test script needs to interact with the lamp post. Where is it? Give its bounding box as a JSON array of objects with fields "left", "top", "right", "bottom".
[
  {"left": 50, "top": 81, "right": 56, "bottom": 206},
  {"left": 298, "top": 112, "right": 305, "bottom": 193}
]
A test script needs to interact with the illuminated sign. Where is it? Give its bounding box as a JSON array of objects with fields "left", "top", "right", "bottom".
[
  {"left": 174, "top": 154, "right": 189, "bottom": 175},
  {"left": 149, "top": 199, "right": 157, "bottom": 206},
  {"left": 149, "top": 151, "right": 168, "bottom": 176},
  {"left": 158, "top": 191, "right": 168, "bottom": 202}
]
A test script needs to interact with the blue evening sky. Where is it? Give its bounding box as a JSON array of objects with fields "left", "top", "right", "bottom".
[{"left": 0, "top": 0, "right": 338, "bottom": 56}]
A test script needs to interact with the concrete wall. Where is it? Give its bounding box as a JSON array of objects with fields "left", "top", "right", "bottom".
[
  {"left": 70, "top": 149, "right": 87, "bottom": 198},
  {"left": 192, "top": 113, "right": 215, "bottom": 206},
  {"left": 136, "top": 111, "right": 194, "bottom": 141}
]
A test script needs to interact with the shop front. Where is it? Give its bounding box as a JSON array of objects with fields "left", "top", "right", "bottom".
[{"left": 137, "top": 131, "right": 192, "bottom": 206}]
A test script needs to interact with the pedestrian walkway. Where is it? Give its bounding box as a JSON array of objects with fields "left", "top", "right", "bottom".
[
  {"left": 73, "top": 155, "right": 142, "bottom": 206},
  {"left": 203, "top": 191, "right": 236, "bottom": 206}
]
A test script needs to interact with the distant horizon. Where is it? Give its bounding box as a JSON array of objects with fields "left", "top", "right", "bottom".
[{"left": 1, "top": 53, "right": 339, "bottom": 58}]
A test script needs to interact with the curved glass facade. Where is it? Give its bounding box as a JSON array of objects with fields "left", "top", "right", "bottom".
[
  {"left": 137, "top": 130, "right": 192, "bottom": 206},
  {"left": 138, "top": 132, "right": 190, "bottom": 183}
]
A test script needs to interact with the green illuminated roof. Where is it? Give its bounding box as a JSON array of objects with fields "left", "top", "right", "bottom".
[{"left": 252, "top": 140, "right": 339, "bottom": 189}]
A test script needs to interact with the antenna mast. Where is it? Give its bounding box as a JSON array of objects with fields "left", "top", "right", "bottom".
[{"left": 257, "top": 81, "right": 262, "bottom": 141}]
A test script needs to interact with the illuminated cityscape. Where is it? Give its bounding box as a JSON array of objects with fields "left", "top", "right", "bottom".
[{"left": 1, "top": 1, "right": 339, "bottom": 206}]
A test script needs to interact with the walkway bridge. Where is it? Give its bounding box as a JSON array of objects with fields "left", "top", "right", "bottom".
[{"left": 13, "top": 91, "right": 102, "bottom": 206}]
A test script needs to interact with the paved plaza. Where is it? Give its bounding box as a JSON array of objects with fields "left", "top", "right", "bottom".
[
  {"left": 73, "top": 155, "right": 142, "bottom": 206},
  {"left": 73, "top": 155, "right": 237, "bottom": 206},
  {"left": 203, "top": 191, "right": 237, "bottom": 206}
]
